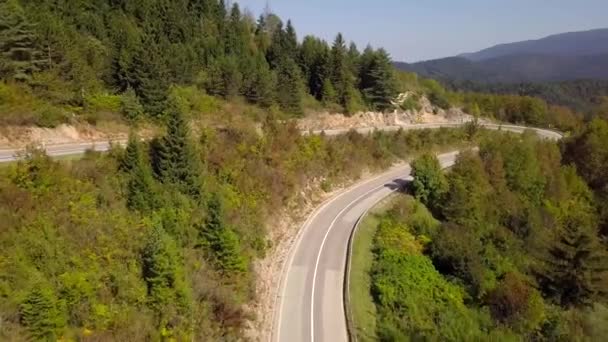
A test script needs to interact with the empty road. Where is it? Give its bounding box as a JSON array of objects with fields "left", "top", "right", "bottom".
[
  {"left": 0, "top": 123, "right": 560, "bottom": 163},
  {"left": 273, "top": 125, "right": 561, "bottom": 342}
]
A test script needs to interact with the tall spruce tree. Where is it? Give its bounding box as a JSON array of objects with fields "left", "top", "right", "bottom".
[
  {"left": 131, "top": 40, "right": 169, "bottom": 119},
  {"left": 330, "top": 33, "right": 357, "bottom": 112},
  {"left": 123, "top": 133, "right": 158, "bottom": 212},
  {"left": 142, "top": 221, "right": 186, "bottom": 308},
  {"left": 20, "top": 285, "right": 65, "bottom": 341},
  {"left": 276, "top": 57, "right": 303, "bottom": 115},
  {"left": 200, "top": 193, "right": 247, "bottom": 273},
  {"left": 361, "top": 49, "right": 398, "bottom": 111},
  {"left": 539, "top": 199, "right": 608, "bottom": 307},
  {"left": 0, "top": 0, "right": 46, "bottom": 82},
  {"left": 152, "top": 103, "right": 202, "bottom": 198}
]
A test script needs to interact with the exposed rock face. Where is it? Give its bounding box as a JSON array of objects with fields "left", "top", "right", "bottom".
[{"left": 298, "top": 93, "right": 473, "bottom": 131}]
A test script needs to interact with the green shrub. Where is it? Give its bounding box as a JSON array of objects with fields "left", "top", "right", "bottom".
[{"left": 85, "top": 93, "right": 122, "bottom": 113}]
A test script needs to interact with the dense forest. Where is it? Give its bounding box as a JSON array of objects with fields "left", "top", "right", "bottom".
[
  {"left": 0, "top": 0, "right": 402, "bottom": 127},
  {"left": 367, "top": 123, "right": 608, "bottom": 341},
  {"left": 443, "top": 79, "right": 608, "bottom": 115}
]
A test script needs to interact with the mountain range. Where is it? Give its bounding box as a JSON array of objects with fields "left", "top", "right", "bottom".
[{"left": 395, "top": 28, "right": 608, "bottom": 83}]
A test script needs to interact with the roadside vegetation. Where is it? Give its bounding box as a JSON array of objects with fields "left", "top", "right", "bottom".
[
  {"left": 356, "top": 125, "right": 608, "bottom": 341},
  {"left": 0, "top": 104, "right": 476, "bottom": 340}
]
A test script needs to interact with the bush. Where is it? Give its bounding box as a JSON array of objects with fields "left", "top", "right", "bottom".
[{"left": 371, "top": 220, "right": 484, "bottom": 340}]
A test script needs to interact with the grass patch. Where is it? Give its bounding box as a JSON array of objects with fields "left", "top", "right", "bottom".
[{"left": 349, "top": 194, "right": 399, "bottom": 341}]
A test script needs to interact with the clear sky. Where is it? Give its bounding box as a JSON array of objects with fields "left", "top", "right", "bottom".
[{"left": 235, "top": 0, "right": 608, "bottom": 62}]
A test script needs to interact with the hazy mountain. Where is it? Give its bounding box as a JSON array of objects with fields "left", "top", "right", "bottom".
[
  {"left": 396, "top": 28, "right": 608, "bottom": 83},
  {"left": 459, "top": 28, "right": 608, "bottom": 61}
]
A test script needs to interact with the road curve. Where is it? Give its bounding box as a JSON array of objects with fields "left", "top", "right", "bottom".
[
  {"left": 273, "top": 125, "right": 561, "bottom": 342},
  {"left": 0, "top": 122, "right": 560, "bottom": 163}
]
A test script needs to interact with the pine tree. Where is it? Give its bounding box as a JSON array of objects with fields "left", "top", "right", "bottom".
[
  {"left": 0, "top": 0, "right": 46, "bottom": 82},
  {"left": 244, "top": 56, "right": 275, "bottom": 107},
  {"left": 299, "top": 36, "right": 331, "bottom": 99},
  {"left": 20, "top": 285, "right": 65, "bottom": 341},
  {"left": 131, "top": 40, "right": 169, "bottom": 119},
  {"left": 142, "top": 221, "right": 183, "bottom": 308},
  {"left": 361, "top": 49, "right": 398, "bottom": 111},
  {"left": 330, "top": 33, "right": 357, "bottom": 111},
  {"left": 151, "top": 103, "right": 202, "bottom": 198},
  {"left": 200, "top": 193, "right": 247, "bottom": 273},
  {"left": 539, "top": 199, "right": 608, "bottom": 307},
  {"left": 121, "top": 132, "right": 141, "bottom": 173},
  {"left": 321, "top": 78, "right": 336, "bottom": 105},
  {"left": 276, "top": 57, "right": 303, "bottom": 115},
  {"left": 123, "top": 133, "right": 158, "bottom": 212},
  {"left": 120, "top": 87, "right": 144, "bottom": 122},
  {"left": 284, "top": 20, "right": 298, "bottom": 58}
]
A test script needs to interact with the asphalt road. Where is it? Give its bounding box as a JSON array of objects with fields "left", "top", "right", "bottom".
[
  {"left": 0, "top": 123, "right": 561, "bottom": 341},
  {"left": 0, "top": 123, "right": 560, "bottom": 163},
  {"left": 0, "top": 140, "right": 125, "bottom": 163},
  {"left": 274, "top": 125, "right": 561, "bottom": 342}
]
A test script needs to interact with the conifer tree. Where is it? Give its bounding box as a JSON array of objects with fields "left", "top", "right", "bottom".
[
  {"left": 321, "top": 78, "right": 337, "bottom": 105},
  {"left": 123, "top": 133, "right": 158, "bottom": 212},
  {"left": 131, "top": 41, "right": 169, "bottom": 119},
  {"left": 284, "top": 20, "right": 298, "bottom": 58},
  {"left": 120, "top": 87, "right": 145, "bottom": 122},
  {"left": 142, "top": 221, "right": 183, "bottom": 308},
  {"left": 539, "top": 199, "right": 608, "bottom": 307},
  {"left": 201, "top": 193, "right": 247, "bottom": 273},
  {"left": 20, "top": 285, "right": 65, "bottom": 341},
  {"left": 276, "top": 57, "right": 303, "bottom": 115},
  {"left": 152, "top": 103, "right": 202, "bottom": 198},
  {"left": 121, "top": 132, "right": 141, "bottom": 173},
  {"left": 330, "top": 33, "right": 356, "bottom": 111},
  {"left": 244, "top": 56, "right": 275, "bottom": 107},
  {"left": 361, "top": 49, "right": 398, "bottom": 111},
  {"left": 0, "top": 0, "right": 46, "bottom": 82}
]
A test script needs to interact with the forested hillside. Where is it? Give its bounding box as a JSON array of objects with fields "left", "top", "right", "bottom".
[
  {"left": 443, "top": 79, "right": 608, "bottom": 115},
  {"left": 0, "top": 0, "right": 400, "bottom": 127},
  {"left": 365, "top": 125, "right": 608, "bottom": 340}
]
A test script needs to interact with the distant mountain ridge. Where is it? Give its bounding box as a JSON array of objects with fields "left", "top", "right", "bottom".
[
  {"left": 396, "top": 28, "right": 608, "bottom": 83},
  {"left": 459, "top": 28, "right": 608, "bottom": 61}
]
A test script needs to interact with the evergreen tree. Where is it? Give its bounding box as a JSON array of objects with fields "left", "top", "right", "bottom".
[
  {"left": 299, "top": 36, "right": 331, "bottom": 99},
  {"left": 266, "top": 21, "right": 285, "bottom": 68},
  {"left": 142, "top": 221, "right": 184, "bottom": 308},
  {"left": 151, "top": 103, "right": 202, "bottom": 198},
  {"left": 347, "top": 41, "right": 361, "bottom": 76},
  {"left": 0, "top": 0, "right": 46, "bottom": 82},
  {"left": 123, "top": 133, "right": 158, "bottom": 212},
  {"left": 20, "top": 285, "right": 65, "bottom": 341},
  {"left": 330, "top": 33, "right": 357, "bottom": 112},
  {"left": 284, "top": 20, "right": 298, "bottom": 58},
  {"left": 321, "top": 78, "right": 337, "bottom": 105},
  {"left": 120, "top": 87, "right": 144, "bottom": 122},
  {"left": 361, "top": 49, "right": 398, "bottom": 111},
  {"left": 276, "top": 57, "right": 303, "bottom": 115},
  {"left": 201, "top": 193, "right": 247, "bottom": 273},
  {"left": 131, "top": 41, "right": 169, "bottom": 119},
  {"left": 121, "top": 132, "right": 141, "bottom": 173},
  {"left": 244, "top": 56, "right": 276, "bottom": 107},
  {"left": 539, "top": 199, "right": 608, "bottom": 307}
]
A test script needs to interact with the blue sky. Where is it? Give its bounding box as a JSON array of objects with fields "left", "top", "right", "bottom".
[{"left": 235, "top": 0, "right": 608, "bottom": 62}]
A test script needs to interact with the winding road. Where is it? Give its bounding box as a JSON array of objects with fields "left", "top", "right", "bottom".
[
  {"left": 0, "top": 123, "right": 561, "bottom": 341},
  {"left": 273, "top": 124, "right": 561, "bottom": 342}
]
